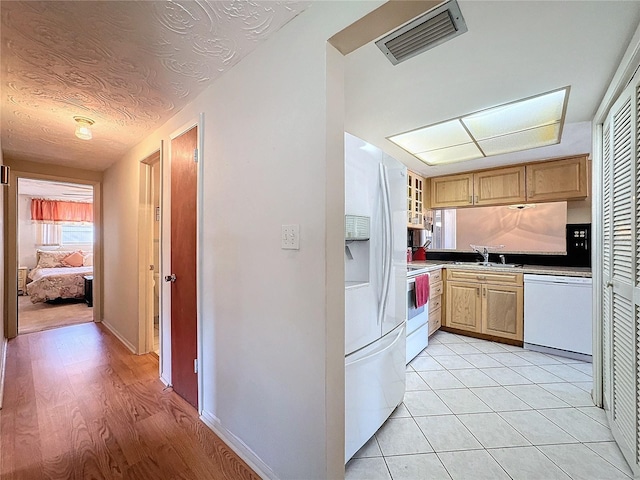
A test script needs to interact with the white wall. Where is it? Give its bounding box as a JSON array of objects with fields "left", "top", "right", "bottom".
[
  {"left": 102, "top": 3, "right": 380, "bottom": 478},
  {"left": 17, "top": 195, "right": 37, "bottom": 269},
  {"left": 103, "top": 151, "right": 143, "bottom": 347}
]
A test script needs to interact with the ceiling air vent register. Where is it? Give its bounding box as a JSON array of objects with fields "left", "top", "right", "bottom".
[{"left": 376, "top": 0, "right": 468, "bottom": 65}]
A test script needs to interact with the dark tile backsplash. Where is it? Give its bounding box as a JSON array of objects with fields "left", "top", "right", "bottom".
[{"left": 422, "top": 224, "right": 592, "bottom": 268}]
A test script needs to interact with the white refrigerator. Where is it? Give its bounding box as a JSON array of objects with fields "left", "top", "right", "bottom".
[{"left": 344, "top": 132, "right": 407, "bottom": 462}]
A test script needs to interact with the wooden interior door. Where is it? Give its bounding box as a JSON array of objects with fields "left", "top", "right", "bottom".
[{"left": 170, "top": 126, "right": 198, "bottom": 408}]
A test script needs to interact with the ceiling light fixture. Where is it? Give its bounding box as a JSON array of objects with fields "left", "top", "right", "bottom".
[
  {"left": 387, "top": 86, "right": 570, "bottom": 166},
  {"left": 73, "top": 116, "right": 94, "bottom": 140}
]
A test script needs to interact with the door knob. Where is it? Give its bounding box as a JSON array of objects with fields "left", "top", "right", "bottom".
[{"left": 164, "top": 274, "right": 176, "bottom": 283}]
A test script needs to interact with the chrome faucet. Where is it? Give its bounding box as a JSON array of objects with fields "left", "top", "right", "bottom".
[
  {"left": 471, "top": 245, "right": 490, "bottom": 264},
  {"left": 499, "top": 254, "right": 506, "bottom": 265}
]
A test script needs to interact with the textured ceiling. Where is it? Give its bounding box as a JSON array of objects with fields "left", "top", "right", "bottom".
[
  {"left": 1, "top": 0, "right": 309, "bottom": 171},
  {"left": 18, "top": 178, "right": 93, "bottom": 202}
]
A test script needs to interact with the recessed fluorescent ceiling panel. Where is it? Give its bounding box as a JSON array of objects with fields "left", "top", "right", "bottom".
[
  {"left": 376, "top": 0, "right": 468, "bottom": 65},
  {"left": 388, "top": 87, "right": 569, "bottom": 166}
]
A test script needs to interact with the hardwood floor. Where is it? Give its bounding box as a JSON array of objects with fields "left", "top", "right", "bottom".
[
  {"left": 1, "top": 322, "right": 260, "bottom": 480},
  {"left": 18, "top": 295, "right": 93, "bottom": 335}
]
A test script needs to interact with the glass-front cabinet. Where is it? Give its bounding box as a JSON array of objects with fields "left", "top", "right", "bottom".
[{"left": 407, "top": 170, "right": 425, "bottom": 228}]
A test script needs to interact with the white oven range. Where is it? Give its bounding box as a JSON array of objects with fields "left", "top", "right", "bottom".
[{"left": 406, "top": 266, "right": 430, "bottom": 364}]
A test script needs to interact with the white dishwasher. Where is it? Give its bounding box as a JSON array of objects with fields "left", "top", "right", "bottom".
[{"left": 524, "top": 274, "right": 592, "bottom": 360}]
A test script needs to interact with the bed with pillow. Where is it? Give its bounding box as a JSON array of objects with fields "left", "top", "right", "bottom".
[{"left": 26, "top": 250, "right": 93, "bottom": 303}]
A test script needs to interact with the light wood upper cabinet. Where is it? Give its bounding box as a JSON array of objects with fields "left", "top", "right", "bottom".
[
  {"left": 430, "top": 166, "right": 525, "bottom": 209},
  {"left": 473, "top": 166, "right": 526, "bottom": 206},
  {"left": 426, "top": 154, "right": 589, "bottom": 209},
  {"left": 525, "top": 155, "right": 588, "bottom": 201},
  {"left": 430, "top": 173, "right": 474, "bottom": 208},
  {"left": 407, "top": 170, "right": 426, "bottom": 228}
]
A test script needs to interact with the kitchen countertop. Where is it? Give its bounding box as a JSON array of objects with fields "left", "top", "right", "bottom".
[
  {"left": 408, "top": 264, "right": 445, "bottom": 273},
  {"left": 409, "top": 261, "right": 592, "bottom": 278}
]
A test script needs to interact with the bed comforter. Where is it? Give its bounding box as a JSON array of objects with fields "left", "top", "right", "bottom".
[{"left": 26, "top": 266, "right": 93, "bottom": 303}]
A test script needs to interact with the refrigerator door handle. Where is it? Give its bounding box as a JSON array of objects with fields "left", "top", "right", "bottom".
[
  {"left": 377, "top": 164, "right": 393, "bottom": 326},
  {"left": 345, "top": 324, "right": 405, "bottom": 368}
]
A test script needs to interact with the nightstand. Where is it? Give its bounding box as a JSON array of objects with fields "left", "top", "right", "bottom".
[
  {"left": 17, "top": 267, "right": 27, "bottom": 295},
  {"left": 84, "top": 275, "right": 93, "bottom": 307}
]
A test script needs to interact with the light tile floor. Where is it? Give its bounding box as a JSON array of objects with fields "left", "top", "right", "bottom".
[{"left": 345, "top": 330, "right": 633, "bottom": 480}]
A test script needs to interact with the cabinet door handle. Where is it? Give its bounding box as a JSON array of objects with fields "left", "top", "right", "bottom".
[
  {"left": 477, "top": 275, "right": 486, "bottom": 280},
  {"left": 476, "top": 287, "right": 480, "bottom": 297},
  {"left": 469, "top": 195, "right": 473, "bottom": 204},
  {"left": 483, "top": 287, "right": 486, "bottom": 297},
  {"left": 474, "top": 195, "right": 478, "bottom": 203}
]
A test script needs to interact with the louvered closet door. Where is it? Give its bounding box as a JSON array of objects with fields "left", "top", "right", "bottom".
[
  {"left": 602, "top": 120, "right": 612, "bottom": 409},
  {"left": 602, "top": 77, "right": 639, "bottom": 476}
]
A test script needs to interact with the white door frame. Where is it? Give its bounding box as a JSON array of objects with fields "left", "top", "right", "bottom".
[
  {"left": 163, "top": 114, "right": 204, "bottom": 409},
  {"left": 591, "top": 23, "right": 640, "bottom": 408},
  {"left": 137, "top": 149, "right": 161, "bottom": 356},
  {"left": 5, "top": 170, "right": 101, "bottom": 339}
]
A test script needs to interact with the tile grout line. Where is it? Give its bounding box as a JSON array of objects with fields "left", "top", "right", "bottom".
[
  {"left": 582, "top": 442, "right": 635, "bottom": 478},
  {"left": 351, "top": 330, "right": 617, "bottom": 480}
]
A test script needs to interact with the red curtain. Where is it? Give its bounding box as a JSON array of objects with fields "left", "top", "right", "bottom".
[{"left": 31, "top": 199, "right": 93, "bottom": 223}]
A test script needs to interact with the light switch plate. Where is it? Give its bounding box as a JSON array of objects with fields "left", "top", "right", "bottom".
[{"left": 281, "top": 224, "right": 300, "bottom": 250}]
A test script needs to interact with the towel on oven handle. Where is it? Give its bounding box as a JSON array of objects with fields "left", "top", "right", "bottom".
[{"left": 414, "top": 273, "right": 430, "bottom": 308}]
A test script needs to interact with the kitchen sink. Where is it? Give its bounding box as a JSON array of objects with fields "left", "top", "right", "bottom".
[{"left": 452, "top": 261, "right": 522, "bottom": 268}]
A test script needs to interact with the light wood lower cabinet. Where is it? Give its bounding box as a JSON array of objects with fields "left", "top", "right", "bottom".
[
  {"left": 428, "top": 269, "right": 443, "bottom": 336},
  {"left": 444, "top": 269, "right": 523, "bottom": 342},
  {"left": 429, "top": 294, "right": 442, "bottom": 335},
  {"left": 482, "top": 284, "right": 523, "bottom": 341},
  {"left": 446, "top": 281, "right": 482, "bottom": 332},
  {"left": 429, "top": 307, "right": 441, "bottom": 336}
]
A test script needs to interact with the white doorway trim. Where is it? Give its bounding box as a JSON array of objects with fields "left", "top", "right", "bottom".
[
  {"left": 162, "top": 117, "right": 203, "bottom": 401},
  {"left": 591, "top": 22, "right": 640, "bottom": 409},
  {"left": 5, "top": 169, "right": 102, "bottom": 339},
  {"left": 137, "top": 149, "right": 161, "bottom": 356}
]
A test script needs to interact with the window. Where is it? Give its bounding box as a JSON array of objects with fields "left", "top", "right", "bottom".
[
  {"left": 61, "top": 224, "right": 93, "bottom": 245},
  {"left": 431, "top": 202, "right": 567, "bottom": 253},
  {"left": 36, "top": 223, "right": 61, "bottom": 245}
]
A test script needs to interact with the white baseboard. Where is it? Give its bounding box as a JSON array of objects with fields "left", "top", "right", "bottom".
[
  {"left": 0, "top": 337, "right": 7, "bottom": 409},
  {"left": 200, "top": 410, "right": 277, "bottom": 480},
  {"left": 100, "top": 320, "right": 137, "bottom": 354}
]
